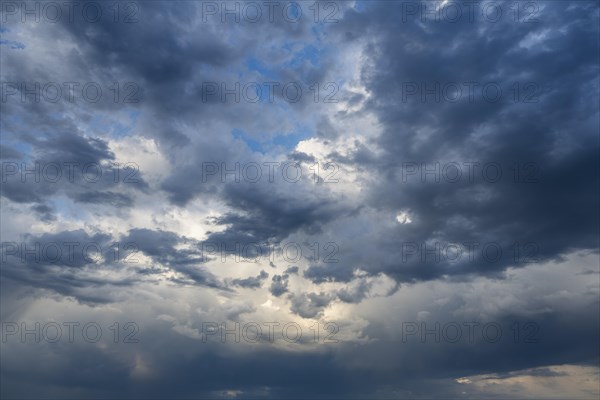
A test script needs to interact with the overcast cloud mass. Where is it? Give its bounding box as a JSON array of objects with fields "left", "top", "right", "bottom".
[{"left": 1, "top": 1, "right": 599, "bottom": 399}]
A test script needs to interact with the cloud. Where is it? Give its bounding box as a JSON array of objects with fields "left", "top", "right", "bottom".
[
  {"left": 229, "top": 270, "right": 269, "bottom": 289},
  {"left": 1, "top": 1, "right": 598, "bottom": 398},
  {"left": 289, "top": 292, "right": 333, "bottom": 318},
  {"left": 269, "top": 274, "right": 290, "bottom": 297}
]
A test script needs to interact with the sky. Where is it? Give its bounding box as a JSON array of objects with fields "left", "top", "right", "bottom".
[{"left": 0, "top": 1, "right": 599, "bottom": 398}]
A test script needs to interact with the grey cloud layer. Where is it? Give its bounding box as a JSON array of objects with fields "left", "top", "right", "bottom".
[{"left": 1, "top": 1, "right": 598, "bottom": 398}]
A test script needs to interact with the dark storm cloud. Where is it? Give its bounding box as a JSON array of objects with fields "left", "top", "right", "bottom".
[
  {"left": 304, "top": 261, "right": 356, "bottom": 283},
  {"left": 52, "top": 2, "right": 238, "bottom": 144},
  {"left": 1, "top": 229, "right": 112, "bottom": 269},
  {"left": 39, "top": 0, "right": 338, "bottom": 149},
  {"left": 336, "top": 275, "right": 399, "bottom": 304},
  {"left": 0, "top": 229, "right": 135, "bottom": 303},
  {"left": 0, "top": 228, "right": 231, "bottom": 301},
  {"left": 60, "top": 2, "right": 235, "bottom": 82},
  {"left": 0, "top": 327, "right": 361, "bottom": 399},
  {"left": 26, "top": 129, "right": 114, "bottom": 165},
  {"left": 229, "top": 270, "right": 269, "bottom": 289},
  {"left": 0, "top": 130, "right": 148, "bottom": 209},
  {"left": 269, "top": 273, "right": 289, "bottom": 297},
  {"left": 0, "top": 144, "right": 21, "bottom": 159},
  {"left": 29, "top": 203, "right": 56, "bottom": 222},
  {"left": 123, "top": 228, "right": 225, "bottom": 289},
  {"left": 353, "top": 300, "right": 600, "bottom": 387},
  {"left": 56, "top": 0, "right": 325, "bottom": 84},
  {"left": 0, "top": 0, "right": 348, "bottom": 208},
  {"left": 288, "top": 291, "right": 333, "bottom": 318},
  {"left": 288, "top": 151, "right": 316, "bottom": 164},
  {"left": 2, "top": 268, "right": 598, "bottom": 399},
  {"left": 73, "top": 191, "right": 134, "bottom": 208},
  {"left": 304, "top": 0, "right": 600, "bottom": 284},
  {"left": 205, "top": 182, "right": 345, "bottom": 248},
  {"left": 283, "top": 266, "right": 298, "bottom": 275},
  {"left": 158, "top": 140, "right": 248, "bottom": 206}
]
